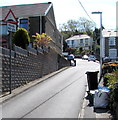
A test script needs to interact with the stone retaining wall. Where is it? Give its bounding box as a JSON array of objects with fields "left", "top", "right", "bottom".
[{"left": 1, "top": 46, "right": 69, "bottom": 93}]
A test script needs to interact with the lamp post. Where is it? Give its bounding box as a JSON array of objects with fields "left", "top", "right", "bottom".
[{"left": 92, "top": 11, "right": 103, "bottom": 79}]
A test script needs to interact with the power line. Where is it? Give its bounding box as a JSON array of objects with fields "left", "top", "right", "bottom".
[{"left": 77, "top": 0, "right": 95, "bottom": 23}]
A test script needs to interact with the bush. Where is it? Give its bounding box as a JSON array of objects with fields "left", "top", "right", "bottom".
[
  {"left": 13, "top": 28, "right": 30, "bottom": 49},
  {"left": 109, "top": 83, "right": 118, "bottom": 116},
  {"left": 104, "top": 69, "right": 118, "bottom": 88},
  {"left": 32, "top": 33, "right": 52, "bottom": 48},
  {"left": 103, "top": 66, "right": 118, "bottom": 118},
  {"left": 107, "top": 70, "right": 118, "bottom": 88},
  {"left": 102, "top": 62, "right": 118, "bottom": 75}
]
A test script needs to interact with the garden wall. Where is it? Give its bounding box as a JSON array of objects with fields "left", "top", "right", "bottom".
[{"left": 1, "top": 46, "right": 70, "bottom": 93}]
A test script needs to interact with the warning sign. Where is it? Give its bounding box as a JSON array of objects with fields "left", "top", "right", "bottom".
[{"left": 3, "top": 9, "right": 18, "bottom": 24}]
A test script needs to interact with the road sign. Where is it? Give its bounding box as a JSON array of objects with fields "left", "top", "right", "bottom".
[
  {"left": 7, "top": 23, "right": 16, "bottom": 32},
  {"left": 3, "top": 9, "right": 18, "bottom": 24}
]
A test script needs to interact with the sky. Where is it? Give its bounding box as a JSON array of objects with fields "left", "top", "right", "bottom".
[{"left": 1, "top": 0, "right": 118, "bottom": 30}]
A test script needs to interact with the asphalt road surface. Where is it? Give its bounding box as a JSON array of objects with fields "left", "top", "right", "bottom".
[{"left": 2, "top": 59, "right": 100, "bottom": 118}]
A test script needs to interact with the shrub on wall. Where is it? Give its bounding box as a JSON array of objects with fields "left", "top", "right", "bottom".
[
  {"left": 13, "top": 28, "right": 30, "bottom": 49},
  {"left": 32, "top": 33, "right": 52, "bottom": 48}
]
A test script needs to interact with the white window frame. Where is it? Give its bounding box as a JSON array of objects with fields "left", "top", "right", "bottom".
[
  {"left": 109, "top": 48, "right": 117, "bottom": 58},
  {"left": 109, "top": 37, "right": 116, "bottom": 46},
  {"left": 18, "top": 17, "right": 29, "bottom": 30}
]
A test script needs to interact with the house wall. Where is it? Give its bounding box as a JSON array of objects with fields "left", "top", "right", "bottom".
[
  {"left": 1, "top": 46, "right": 69, "bottom": 93},
  {"left": 45, "top": 17, "right": 62, "bottom": 53},
  {"left": 29, "top": 16, "right": 40, "bottom": 37},
  {"left": 66, "top": 37, "right": 93, "bottom": 50},
  {"left": 104, "top": 36, "right": 118, "bottom": 59},
  {"left": 45, "top": 6, "right": 62, "bottom": 54}
]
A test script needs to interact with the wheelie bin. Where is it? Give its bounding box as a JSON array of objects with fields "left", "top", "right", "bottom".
[{"left": 86, "top": 71, "right": 99, "bottom": 91}]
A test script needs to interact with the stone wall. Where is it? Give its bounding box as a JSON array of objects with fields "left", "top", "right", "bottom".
[{"left": 1, "top": 46, "right": 69, "bottom": 93}]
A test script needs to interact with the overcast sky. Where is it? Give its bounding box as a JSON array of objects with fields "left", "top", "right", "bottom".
[{"left": 1, "top": 0, "right": 117, "bottom": 29}]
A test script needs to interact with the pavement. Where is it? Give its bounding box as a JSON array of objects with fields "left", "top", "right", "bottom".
[
  {"left": 78, "top": 78, "right": 113, "bottom": 119},
  {"left": 78, "top": 91, "right": 113, "bottom": 119}
]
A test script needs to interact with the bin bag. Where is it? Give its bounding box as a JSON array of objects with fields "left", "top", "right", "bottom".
[{"left": 94, "top": 90, "right": 109, "bottom": 108}]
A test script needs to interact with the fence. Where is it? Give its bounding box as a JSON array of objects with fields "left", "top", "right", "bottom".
[{"left": 1, "top": 46, "right": 70, "bottom": 93}]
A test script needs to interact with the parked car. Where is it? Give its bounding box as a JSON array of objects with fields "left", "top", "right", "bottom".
[
  {"left": 82, "top": 55, "right": 88, "bottom": 60},
  {"left": 67, "top": 54, "right": 76, "bottom": 66},
  {"left": 67, "top": 54, "right": 75, "bottom": 60},
  {"left": 88, "top": 55, "right": 96, "bottom": 62},
  {"left": 103, "top": 57, "right": 110, "bottom": 63}
]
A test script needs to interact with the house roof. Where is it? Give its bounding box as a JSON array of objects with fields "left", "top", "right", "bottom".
[
  {"left": 0, "top": 2, "right": 52, "bottom": 20},
  {"left": 65, "top": 34, "right": 91, "bottom": 41}
]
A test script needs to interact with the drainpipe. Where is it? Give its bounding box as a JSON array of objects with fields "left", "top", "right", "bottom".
[{"left": 40, "top": 16, "right": 42, "bottom": 34}]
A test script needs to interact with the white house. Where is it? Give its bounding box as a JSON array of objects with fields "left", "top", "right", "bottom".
[{"left": 65, "top": 34, "right": 93, "bottom": 50}]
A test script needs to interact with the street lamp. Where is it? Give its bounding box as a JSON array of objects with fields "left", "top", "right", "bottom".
[{"left": 92, "top": 11, "right": 103, "bottom": 80}]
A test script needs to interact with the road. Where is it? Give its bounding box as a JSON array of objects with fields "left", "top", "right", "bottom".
[{"left": 2, "top": 59, "right": 100, "bottom": 118}]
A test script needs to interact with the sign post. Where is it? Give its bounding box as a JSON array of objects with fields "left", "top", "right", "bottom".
[
  {"left": 9, "top": 31, "right": 12, "bottom": 94},
  {"left": 3, "top": 9, "right": 17, "bottom": 94}
]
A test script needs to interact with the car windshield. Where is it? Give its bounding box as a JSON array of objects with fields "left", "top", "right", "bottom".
[{"left": 89, "top": 55, "right": 95, "bottom": 58}]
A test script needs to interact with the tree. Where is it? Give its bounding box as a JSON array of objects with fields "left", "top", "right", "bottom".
[
  {"left": 13, "top": 28, "right": 30, "bottom": 49},
  {"left": 59, "top": 17, "right": 95, "bottom": 40},
  {"left": 92, "top": 28, "right": 101, "bottom": 57},
  {"left": 93, "top": 26, "right": 105, "bottom": 45},
  {"left": 59, "top": 19, "right": 79, "bottom": 36},
  {"left": 93, "top": 28, "right": 100, "bottom": 45},
  {"left": 67, "top": 20, "right": 79, "bottom": 32},
  {"left": 78, "top": 17, "right": 95, "bottom": 33},
  {"left": 32, "top": 33, "right": 52, "bottom": 48}
]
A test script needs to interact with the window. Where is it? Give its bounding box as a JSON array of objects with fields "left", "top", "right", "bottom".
[
  {"left": 85, "top": 38, "right": 88, "bottom": 46},
  {"left": 66, "top": 40, "right": 70, "bottom": 45},
  {"left": 72, "top": 40, "right": 74, "bottom": 47},
  {"left": 80, "top": 39, "right": 84, "bottom": 46},
  {"left": 80, "top": 39, "right": 83, "bottom": 43},
  {"left": 66, "top": 40, "right": 71, "bottom": 47},
  {"left": 19, "top": 19, "right": 29, "bottom": 30},
  {"left": 109, "top": 37, "right": 116, "bottom": 46},
  {"left": 109, "top": 49, "right": 117, "bottom": 58},
  {"left": 74, "top": 40, "right": 79, "bottom": 48}
]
